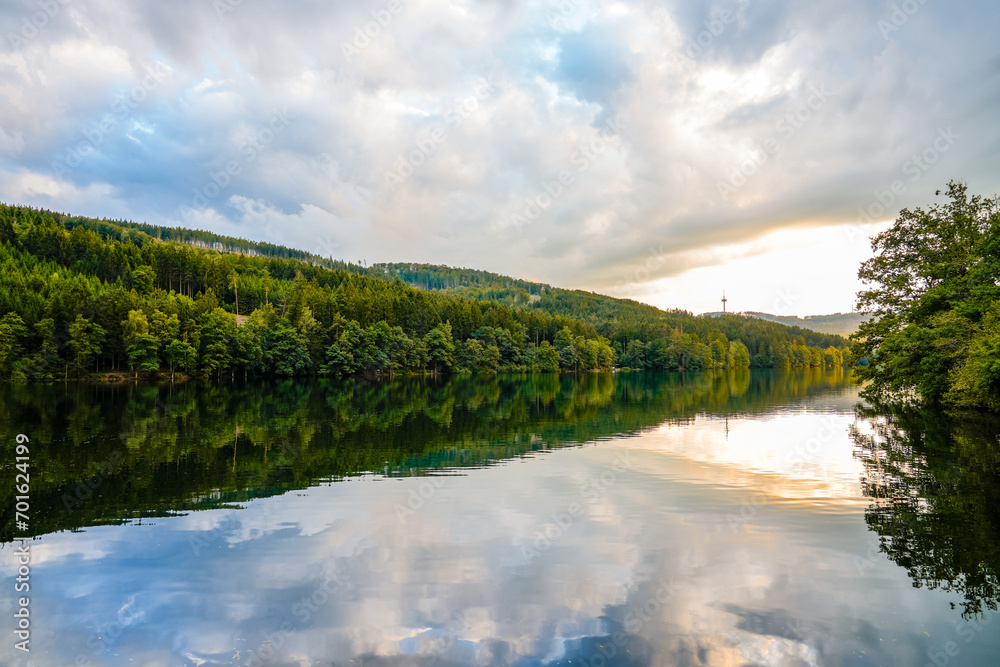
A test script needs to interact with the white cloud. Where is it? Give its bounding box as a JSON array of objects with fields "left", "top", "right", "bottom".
[{"left": 0, "top": 0, "right": 996, "bottom": 313}]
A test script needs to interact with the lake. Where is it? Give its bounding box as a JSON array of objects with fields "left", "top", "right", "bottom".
[{"left": 2, "top": 369, "right": 998, "bottom": 666}]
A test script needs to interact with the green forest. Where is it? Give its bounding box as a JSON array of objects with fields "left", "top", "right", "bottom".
[
  {"left": 0, "top": 203, "right": 849, "bottom": 381},
  {"left": 852, "top": 182, "right": 1000, "bottom": 410}
]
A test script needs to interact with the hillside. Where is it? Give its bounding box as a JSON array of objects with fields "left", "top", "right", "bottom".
[
  {"left": 702, "top": 311, "right": 869, "bottom": 336},
  {"left": 65, "top": 216, "right": 857, "bottom": 343},
  {"left": 743, "top": 311, "right": 868, "bottom": 337},
  {"left": 0, "top": 204, "right": 851, "bottom": 380}
]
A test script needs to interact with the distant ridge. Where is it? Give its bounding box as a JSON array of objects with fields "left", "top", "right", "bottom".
[{"left": 702, "top": 311, "right": 868, "bottom": 337}]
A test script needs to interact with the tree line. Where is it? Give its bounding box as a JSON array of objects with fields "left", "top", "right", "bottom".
[{"left": 0, "top": 204, "right": 849, "bottom": 380}]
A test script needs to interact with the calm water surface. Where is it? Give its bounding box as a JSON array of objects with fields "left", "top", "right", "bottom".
[{"left": 1, "top": 370, "right": 998, "bottom": 666}]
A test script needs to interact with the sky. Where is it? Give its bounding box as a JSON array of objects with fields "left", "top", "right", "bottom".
[{"left": 1, "top": 0, "right": 999, "bottom": 316}]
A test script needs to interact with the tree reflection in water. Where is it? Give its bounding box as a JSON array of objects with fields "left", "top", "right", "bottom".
[
  {"left": 851, "top": 401, "right": 1000, "bottom": 617},
  {"left": 0, "top": 368, "right": 849, "bottom": 541}
]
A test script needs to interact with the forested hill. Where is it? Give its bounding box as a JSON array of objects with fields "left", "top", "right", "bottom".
[
  {"left": 371, "top": 262, "right": 551, "bottom": 297},
  {"left": 68, "top": 215, "right": 347, "bottom": 269},
  {"left": 0, "top": 204, "right": 849, "bottom": 381}
]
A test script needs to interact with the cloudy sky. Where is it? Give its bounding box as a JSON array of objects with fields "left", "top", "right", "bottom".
[{"left": 1, "top": 0, "right": 998, "bottom": 316}]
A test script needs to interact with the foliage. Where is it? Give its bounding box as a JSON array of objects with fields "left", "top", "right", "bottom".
[
  {"left": 727, "top": 340, "right": 751, "bottom": 369},
  {"left": 164, "top": 339, "right": 197, "bottom": 374},
  {"left": 123, "top": 310, "right": 159, "bottom": 374},
  {"left": 0, "top": 313, "right": 26, "bottom": 380},
  {"left": 851, "top": 182, "right": 1000, "bottom": 408},
  {"left": 0, "top": 203, "right": 849, "bottom": 380},
  {"left": 68, "top": 314, "right": 105, "bottom": 376}
]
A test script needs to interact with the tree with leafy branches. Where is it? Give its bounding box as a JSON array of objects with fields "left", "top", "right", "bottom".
[
  {"left": 123, "top": 310, "right": 160, "bottom": 376},
  {"left": 852, "top": 181, "right": 1000, "bottom": 407},
  {"left": 68, "top": 315, "right": 106, "bottom": 376}
]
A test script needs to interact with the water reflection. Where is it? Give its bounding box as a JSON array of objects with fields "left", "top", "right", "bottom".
[
  {"left": 851, "top": 400, "right": 1000, "bottom": 617},
  {"left": 1, "top": 369, "right": 998, "bottom": 666},
  {"left": 1, "top": 369, "right": 848, "bottom": 541}
]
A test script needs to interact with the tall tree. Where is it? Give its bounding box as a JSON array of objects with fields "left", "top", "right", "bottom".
[
  {"left": 0, "top": 313, "right": 26, "bottom": 379},
  {"left": 123, "top": 310, "right": 160, "bottom": 376},
  {"left": 852, "top": 182, "right": 1000, "bottom": 405},
  {"left": 199, "top": 308, "right": 236, "bottom": 377},
  {"left": 164, "top": 339, "right": 198, "bottom": 378},
  {"left": 68, "top": 315, "right": 106, "bottom": 376},
  {"left": 424, "top": 322, "right": 455, "bottom": 374}
]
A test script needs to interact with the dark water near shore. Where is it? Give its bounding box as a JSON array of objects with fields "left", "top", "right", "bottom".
[{"left": 1, "top": 369, "right": 998, "bottom": 666}]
